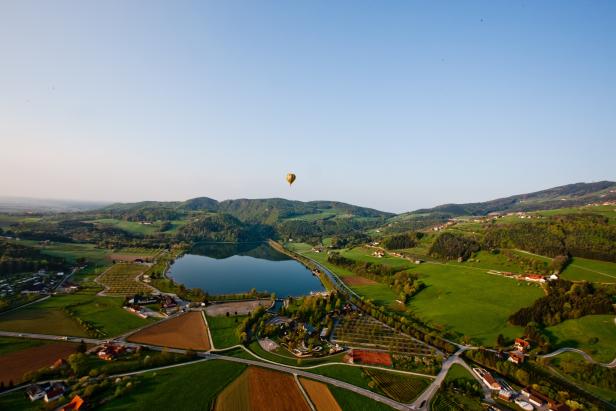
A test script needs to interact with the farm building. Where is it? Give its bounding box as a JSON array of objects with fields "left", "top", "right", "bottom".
[
  {"left": 26, "top": 384, "right": 47, "bottom": 401},
  {"left": 44, "top": 383, "right": 67, "bottom": 402},
  {"left": 98, "top": 344, "right": 131, "bottom": 361},
  {"left": 514, "top": 338, "right": 531, "bottom": 351},
  {"left": 473, "top": 368, "right": 501, "bottom": 390},
  {"left": 521, "top": 387, "right": 549, "bottom": 408},
  {"left": 507, "top": 351, "right": 525, "bottom": 365},
  {"left": 59, "top": 395, "right": 84, "bottom": 411},
  {"left": 524, "top": 274, "right": 546, "bottom": 283}
]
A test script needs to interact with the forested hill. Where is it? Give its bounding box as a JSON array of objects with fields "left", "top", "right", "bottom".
[
  {"left": 405, "top": 181, "right": 616, "bottom": 218},
  {"left": 103, "top": 197, "right": 393, "bottom": 225}
]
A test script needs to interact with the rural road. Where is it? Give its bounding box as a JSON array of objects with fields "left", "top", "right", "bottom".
[{"left": 538, "top": 347, "right": 616, "bottom": 368}]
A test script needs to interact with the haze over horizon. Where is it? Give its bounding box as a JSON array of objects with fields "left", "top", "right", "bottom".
[{"left": 1, "top": 1, "right": 615, "bottom": 213}]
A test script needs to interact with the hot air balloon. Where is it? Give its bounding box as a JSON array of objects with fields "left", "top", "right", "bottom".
[{"left": 286, "top": 173, "right": 296, "bottom": 186}]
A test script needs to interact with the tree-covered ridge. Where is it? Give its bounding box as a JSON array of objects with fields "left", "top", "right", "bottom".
[
  {"left": 382, "top": 232, "right": 424, "bottom": 250},
  {"left": 428, "top": 232, "right": 480, "bottom": 261},
  {"left": 509, "top": 280, "right": 615, "bottom": 327},
  {"left": 177, "top": 214, "right": 274, "bottom": 243},
  {"left": 0, "top": 240, "right": 66, "bottom": 275},
  {"left": 484, "top": 214, "right": 616, "bottom": 262}
]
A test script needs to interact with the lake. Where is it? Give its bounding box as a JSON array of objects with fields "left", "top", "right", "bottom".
[{"left": 167, "top": 243, "right": 325, "bottom": 297}]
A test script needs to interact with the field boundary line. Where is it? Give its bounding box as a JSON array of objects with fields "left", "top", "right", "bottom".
[
  {"left": 295, "top": 374, "right": 316, "bottom": 411},
  {"left": 0, "top": 295, "right": 50, "bottom": 317},
  {"left": 201, "top": 311, "right": 215, "bottom": 350}
]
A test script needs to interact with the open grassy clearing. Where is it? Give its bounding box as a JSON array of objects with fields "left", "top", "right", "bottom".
[
  {"left": 90, "top": 218, "right": 187, "bottom": 235},
  {"left": 444, "top": 364, "right": 474, "bottom": 381},
  {"left": 206, "top": 314, "right": 245, "bottom": 349},
  {"left": 560, "top": 257, "right": 616, "bottom": 283},
  {"left": 128, "top": 311, "right": 211, "bottom": 351},
  {"left": 100, "top": 360, "right": 246, "bottom": 410},
  {"left": 545, "top": 315, "right": 616, "bottom": 363},
  {"left": 96, "top": 263, "right": 152, "bottom": 296},
  {"left": 407, "top": 263, "right": 544, "bottom": 345},
  {"left": 364, "top": 368, "right": 430, "bottom": 403},
  {"left": 299, "top": 377, "right": 342, "bottom": 411},
  {"left": 0, "top": 292, "right": 153, "bottom": 337}
]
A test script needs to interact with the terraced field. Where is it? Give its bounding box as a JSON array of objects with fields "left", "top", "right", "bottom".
[
  {"left": 364, "top": 368, "right": 430, "bottom": 403},
  {"left": 332, "top": 314, "right": 434, "bottom": 356},
  {"left": 96, "top": 263, "right": 152, "bottom": 296}
]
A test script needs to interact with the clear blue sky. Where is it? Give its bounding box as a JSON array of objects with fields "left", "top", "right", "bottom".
[{"left": 1, "top": 1, "right": 614, "bottom": 213}]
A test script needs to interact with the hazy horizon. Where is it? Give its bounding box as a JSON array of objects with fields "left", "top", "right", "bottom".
[{"left": 1, "top": 1, "right": 615, "bottom": 213}]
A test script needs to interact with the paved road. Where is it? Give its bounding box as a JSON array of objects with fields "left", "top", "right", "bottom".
[{"left": 539, "top": 347, "right": 616, "bottom": 368}]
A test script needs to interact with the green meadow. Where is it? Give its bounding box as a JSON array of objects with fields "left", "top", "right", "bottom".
[
  {"left": 0, "top": 291, "right": 154, "bottom": 337},
  {"left": 407, "top": 263, "right": 543, "bottom": 345},
  {"left": 545, "top": 315, "right": 616, "bottom": 363},
  {"left": 560, "top": 257, "right": 616, "bottom": 283},
  {"left": 289, "top": 243, "right": 544, "bottom": 346},
  {"left": 206, "top": 314, "right": 245, "bottom": 349}
]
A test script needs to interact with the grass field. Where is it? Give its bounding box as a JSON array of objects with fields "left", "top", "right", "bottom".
[
  {"left": 100, "top": 360, "right": 246, "bottom": 410},
  {"left": 5, "top": 239, "right": 112, "bottom": 266},
  {"left": 90, "top": 219, "right": 187, "bottom": 236},
  {"left": 545, "top": 315, "right": 616, "bottom": 363},
  {"left": 560, "top": 257, "right": 616, "bottom": 283},
  {"left": 0, "top": 390, "right": 40, "bottom": 411},
  {"left": 0, "top": 336, "right": 46, "bottom": 355},
  {"left": 329, "top": 385, "right": 395, "bottom": 411},
  {"left": 206, "top": 314, "right": 244, "bottom": 349},
  {"left": 247, "top": 340, "right": 346, "bottom": 366},
  {"left": 291, "top": 243, "right": 544, "bottom": 345},
  {"left": 0, "top": 292, "right": 153, "bottom": 337},
  {"left": 444, "top": 364, "right": 474, "bottom": 382},
  {"left": 96, "top": 263, "right": 152, "bottom": 296},
  {"left": 406, "top": 262, "right": 544, "bottom": 345},
  {"left": 128, "top": 311, "right": 211, "bottom": 351},
  {"left": 0, "top": 342, "right": 78, "bottom": 384},
  {"left": 300, "top": 377, "right": 342, "bottom": 411}
]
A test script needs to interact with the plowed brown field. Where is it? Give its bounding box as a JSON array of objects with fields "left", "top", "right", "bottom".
[
  {"left": 127, "top": 311, "right": 211, "bottom": 350},
  {"left": 215, "top": 367, "right": 310, "bottom": 411},
  {"left": 342, "top": 276, "right": 378, "bottom": 286},
  {"left": 0, "top": 342, "right": 78, "bottom": 384},
  {"left": 299, "top": 377, "right": 342, "bottom": 411}
]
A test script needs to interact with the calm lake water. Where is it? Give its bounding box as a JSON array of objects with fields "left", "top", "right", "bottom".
[{"left": 167, "top": 243, "right": 325, "bottom": 297}]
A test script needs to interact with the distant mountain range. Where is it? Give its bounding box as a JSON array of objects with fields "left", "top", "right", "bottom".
[
  {"left": 405, "top": 181, "right": 616, "bottom": 218},
  {"left": 2, "top": 181, "right": 614, "bottom": 220}
]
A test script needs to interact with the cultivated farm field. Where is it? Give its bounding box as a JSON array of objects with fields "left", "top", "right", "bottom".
[
  {"left": 299, "top": 377, "right": 342, "bottom": 411},
  {"left": 128, "top": 311, "right": 211, "bottom": 351},
  {"left": 0, "top": 342, "right": 78, "bottom": 384},
  {"left": 333, "top": 314, "right": 434, "bottom": 356},
  {"left": 96, "top": 263, "right": 152, "bottom": 296},
  {"left": 364, "top": 368, "right": 430, "bottom": 403},
  {"left": 215, "top": 367, "right": 310, "bottom": 411}
]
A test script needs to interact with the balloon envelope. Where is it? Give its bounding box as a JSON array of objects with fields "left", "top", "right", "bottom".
[{"left": 286, "top": 173, "right": 296, "bottom": 185}]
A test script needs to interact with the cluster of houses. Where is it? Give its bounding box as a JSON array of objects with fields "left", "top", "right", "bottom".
[
  {"left": 0, "top": 268, "right": 79, "bottom": 298},
  {"left": 26, "top": 383, "right": 84, "bottom": 410},
  {"left": 96, "top": 343, "right": 136, "bottom": 361},
  {"left": 123, "top": 293, "right": 182, "bottom": 317},
  {"left": 26, "top": 382, "right": 85, "bottom": 410}
]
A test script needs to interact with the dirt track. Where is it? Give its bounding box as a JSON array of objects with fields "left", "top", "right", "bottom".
[{"left": 205, "top": 300, "right": 271, "bottom": 317}]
